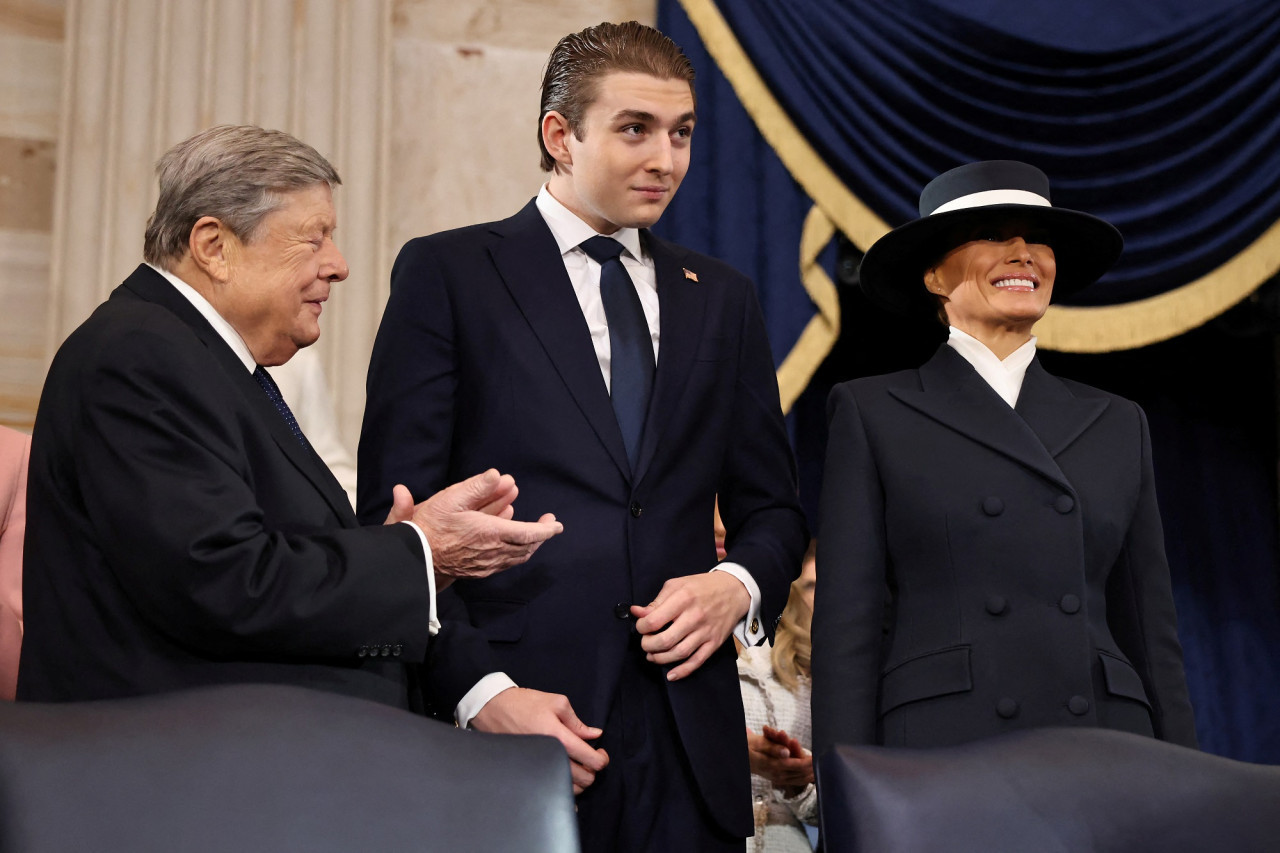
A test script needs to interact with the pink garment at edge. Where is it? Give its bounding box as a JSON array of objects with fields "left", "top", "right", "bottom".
[{"left": 0, "top": 425, "right": 30, "bottom": 700}]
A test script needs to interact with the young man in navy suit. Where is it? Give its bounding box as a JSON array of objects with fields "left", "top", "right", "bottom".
[{"left": 359, "top": 22, "right": 807, "bottom": 852}]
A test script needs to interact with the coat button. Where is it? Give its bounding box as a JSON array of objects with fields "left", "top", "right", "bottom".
[
  {"left": 357, "top": 646, "right": 369, "bottom": 658},
  {"left": 982, "top": 497, "right": 1004, "bottom": 516},
  {"left": 996, "top": 698, "right": 1019, "bottom": 719},
  {"left": 1059, "top": 594, "right": 1081, "bottom": 614},
  {"left": 1054, "top": 494, "right": 1075, "bottom": 514},
  {"left": 985, "top": 595, "right": 1008, "bottom": 616},
  {"left": 630, "top": 502, "right": 644, "bottom": 518},
  {"left": 393, "top": 644, "right": 403, "bottom": 657},
  {"left": 381, "top": 645, "right": 392, "bottom": 657},
  {"left": 614, "top": 603, "right": 631, "bottom": 620},
  {"left": 1068, "top": 695, "right": 1090, "bottom": 715}
]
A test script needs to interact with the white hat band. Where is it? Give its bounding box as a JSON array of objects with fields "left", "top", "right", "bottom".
[{"left": 930, "top": 188, "right": 1052, "bottom": 215}]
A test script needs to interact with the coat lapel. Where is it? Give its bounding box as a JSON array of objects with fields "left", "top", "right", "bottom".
[
  {"left": 633, "top": 234, "right": 707, "bottom": 484},
  {"left": 1014, "top": 358, "right": 1109, "bottom": 457},
  {"left": 488, "top": 203, "right": 632, "bottom": 481},
  {"left": 890, "top": 345, "right": 1089, "bottom": 492},
  {"left": 120, "top": 265, "right": 358, "bottom": 525}
]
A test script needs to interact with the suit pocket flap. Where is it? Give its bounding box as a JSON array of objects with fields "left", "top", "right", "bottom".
[
  {"left": 1099, "top": 651, "right": 1151, "bottom": 708},
  {"left": 879, "top": 645, "right": 973, "bottom": 715},
  {"left": 467, "top": 599, "right": 527, "bottom": 643}
]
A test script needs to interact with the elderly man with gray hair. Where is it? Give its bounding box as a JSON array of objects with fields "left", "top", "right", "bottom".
[{"left": 17, "top": 126, "right": 567, "bottom": 717}]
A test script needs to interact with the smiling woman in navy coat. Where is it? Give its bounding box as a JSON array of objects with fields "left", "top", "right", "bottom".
[{"left": 811, "top": 161, "right": 1198, "bottom": 757}]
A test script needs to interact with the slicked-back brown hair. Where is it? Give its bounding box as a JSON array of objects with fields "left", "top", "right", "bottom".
[{"left": 538, "top": 21, "right": 695, "bottom": 172}]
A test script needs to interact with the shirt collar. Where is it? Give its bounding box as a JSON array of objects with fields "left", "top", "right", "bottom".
[
  {"left": 147, "top": 263, "right": 257, "bottom": 372},
  {"left": 947, "top": 325, "right": 1037, "bottom": 374},
  {"left": 536, "top": 185, "right": 645, "bottom": 262}
]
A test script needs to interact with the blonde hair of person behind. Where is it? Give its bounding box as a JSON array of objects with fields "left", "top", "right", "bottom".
[{"left": 771, "top": 577, "right": 813, "bottom": 692}]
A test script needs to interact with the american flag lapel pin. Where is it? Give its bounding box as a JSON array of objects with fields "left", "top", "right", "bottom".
[{"left": 683, "top": 268, "right": 699, "bottom": 282}]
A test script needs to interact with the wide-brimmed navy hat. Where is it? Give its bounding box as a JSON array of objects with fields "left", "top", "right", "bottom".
[{"left": 858, "top": 160, "right": 1124, "bottom": 316}]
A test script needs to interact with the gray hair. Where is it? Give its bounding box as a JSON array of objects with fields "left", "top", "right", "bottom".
[{"left": 143, "top": 125, "right": 341, "bottom": 267}]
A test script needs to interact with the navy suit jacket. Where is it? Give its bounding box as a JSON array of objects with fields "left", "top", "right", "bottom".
[
  {"left": 19, "top": 265, "right": 432, "bottom": 706},
  {"left": 358, "top": 201, "right": 808, "bottom": 835},
  {"left": 812, "top": 345, "right": 1197, "bottom": 758}
]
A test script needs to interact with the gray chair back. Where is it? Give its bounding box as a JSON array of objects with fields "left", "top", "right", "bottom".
[
  {"left": 0, "top": 684, "right": 580, "bottom": 853},
  {"left": 817, "top": 727, "right": 1280, "bottom": 853}
]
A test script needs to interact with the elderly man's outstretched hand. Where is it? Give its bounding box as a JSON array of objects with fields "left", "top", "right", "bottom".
[{"left": 385, "top": 469, "right": 562, "bottom": 588}]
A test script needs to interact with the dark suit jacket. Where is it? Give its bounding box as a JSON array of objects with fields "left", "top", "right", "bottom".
[
  {"left": 18, "top": 265, "right": 432, "bottom": 707},
  {"left": 358, "top": 200, "right": 808, "bottom": 836},
  {"left": 812, "top": 345, "right": 1197, "bottom": 758}
]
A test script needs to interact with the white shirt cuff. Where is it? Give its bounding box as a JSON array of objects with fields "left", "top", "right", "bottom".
[
  {"left": 400, "top": 520, "right": 440, "bottom": 635},
  {"left": 456, "top": 672, "right": 518, "bottom": 728},
  {"left": 711, "top": 562, "right": 764, "bottom": 646}
]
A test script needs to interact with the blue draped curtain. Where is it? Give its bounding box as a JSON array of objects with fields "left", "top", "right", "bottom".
[{"left": 654, "top": 0, "right": 1280, "bottom": 762}]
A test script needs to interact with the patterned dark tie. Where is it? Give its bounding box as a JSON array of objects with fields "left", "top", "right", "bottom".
[
  {"left": 579, "top": 236, "right": 654, "bottom": 471},
  {"left": 253, "top": 366, "right": 311, "bottom": 450}
]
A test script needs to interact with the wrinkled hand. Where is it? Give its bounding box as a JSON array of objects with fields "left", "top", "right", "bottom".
[
  {"left": 747, "top": 725, "right": 813, "bottom": 792},
  {"left": 398, "top": 470, "right": 563, "bottom": 589},
  {"left": 471, "top": 687, "right": 610, "bottom": 794},
  {"left": 631, "top": 571, "right": 750, "bottom": 681}
]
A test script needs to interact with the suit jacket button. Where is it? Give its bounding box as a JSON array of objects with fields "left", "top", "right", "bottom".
[
  {"left": 381, "top": 645, "right": 392, "bottom": 657},
  {"left": 614, "top": 603, "right": 631, "bottom": 620},
  {"left": 1068, "top": 695, "right": 1090, "bottom": 716},
  {"left": 357, "top": 646, "right": 368, "bottom": 658},
  {"left": 393, "top": 644, "right": 403, "bottom": 657},
  {"left": 1059, "top": 594, "right": 1081, "bottom": 614},
  {"left": 996, "top": 698, "right": 1019, "bottom": 719},
  {"left": 985, "top": 595, "right": 1008, "bottom": 616},
  {"left": 1054, "top": 494, "right": 1075, "bottom": 514},
  {"left": 630, "top": 502, "right": 643, "bottom": 518},
  {"left": 982, "top": 497, "right": 1004, "bottom": 516}
]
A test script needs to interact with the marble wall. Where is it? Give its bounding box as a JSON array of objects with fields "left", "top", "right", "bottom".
[
  {"left": 0, "top": 0, "right": 62, "bottom": 430},
  {"left": 0, "top": 0, "right": 654, "bottom": 445}
]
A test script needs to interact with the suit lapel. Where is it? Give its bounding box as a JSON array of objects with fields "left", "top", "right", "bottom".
[
  {"left": 890, "top": 345, "right": 1080, "bottom": 492},
  {"left": 1014, "top": 358, "right": 1109, "bottom": 457},
  {"left": 633, "top": 234, "right": 707, "bottom": 484},
  {"left": 120, "top": 265, "right": 358, "bottom": 524},
  {"left": 489, "top": 203, "right": 631, "bottom": 481}
]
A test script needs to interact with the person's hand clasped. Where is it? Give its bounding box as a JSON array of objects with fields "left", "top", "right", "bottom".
[
  {"left": 470, "top": 687, "right": 610, "bottom": 794},
  {"left": 631, "top": 571, "right": 750, "bottom": 681},
  {"left": 387, "top": 469, "right": 563, "bottom": 589},
  {"left": 747, "top": 725, "right": 814, "bottom": 793}
]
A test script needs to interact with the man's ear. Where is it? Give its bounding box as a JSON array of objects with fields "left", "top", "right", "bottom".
[
  {"left": 542, "top": 111, "right": 574, "bottom": 172},
  {"left": 187, "top": 216, "right": 234, "bottom": 283}
]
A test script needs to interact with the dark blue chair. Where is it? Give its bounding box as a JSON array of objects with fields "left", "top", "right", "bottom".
[
  {"left": 817, "top": 727, "right": 1280, "bottom": 853},
  {"left": 0, "top": 684, "right": 580, "bottom": 852}
]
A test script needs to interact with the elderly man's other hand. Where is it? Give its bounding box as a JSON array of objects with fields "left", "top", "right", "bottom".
[
  {"left": 471, "top": 686, "right": 610, "bottom": 794},
  {"left": 630, "top": 570, "right": 750, "bottom": 681},
  {"left": 389, "top": 469, "right": 562, "bottom": 589}
]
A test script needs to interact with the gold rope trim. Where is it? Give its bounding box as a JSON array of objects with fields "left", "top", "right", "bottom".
[
  {"left": 1036, "top": 217, "right": 1280, "bottom": 351},
  {"left": 677, "top": 0, "right": 874, "bottom": 408},
  {"left": 678, "top": 0, "right": 888, "bottom": 251},
  {"left": 677, "top": 0, "right": 1280, "bottom": 353},
  {"left": 776, "top": 206, "right": 841, "bottom": 413}
]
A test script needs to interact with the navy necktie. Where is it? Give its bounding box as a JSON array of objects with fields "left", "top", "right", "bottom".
[
  {"left": 253, "top": 366, "right": 311, "bottom": 450},
  {"left": 579, "top": 236, "right": 654, "bottom": 471}
]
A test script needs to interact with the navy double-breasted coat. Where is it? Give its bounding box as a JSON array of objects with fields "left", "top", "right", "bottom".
[{"left": 812, "top": 345, "right": 1197, "bottom": 756}]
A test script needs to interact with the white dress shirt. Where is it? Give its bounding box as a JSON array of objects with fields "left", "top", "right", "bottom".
[
  {"left": 945, "top": 326, "right": 1037, "bottom": 408},
  {"left": 146, "top": 264, "right": 440, "bottom": 633}
]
